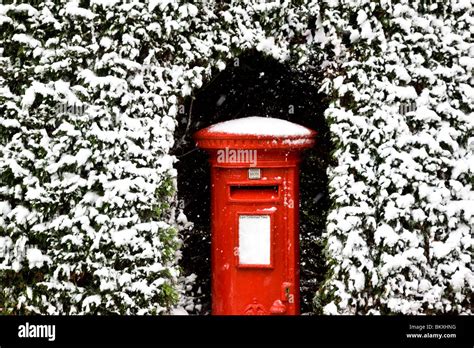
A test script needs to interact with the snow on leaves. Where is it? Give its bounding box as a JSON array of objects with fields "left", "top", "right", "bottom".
[
  {"left": 0, "top": 0, "right": 472, "bottom": 315},
  {"left": 318, "top": 0, "right": 473, "bottom": 314}
]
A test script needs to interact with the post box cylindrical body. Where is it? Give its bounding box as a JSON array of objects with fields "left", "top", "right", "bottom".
[{"left": 194, "top": 117, "right": 316, "bottom": 315}]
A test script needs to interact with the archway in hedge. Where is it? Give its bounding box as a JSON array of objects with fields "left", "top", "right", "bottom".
[{"left": 171, "top": 49, "right": 333, "bottom": 314}]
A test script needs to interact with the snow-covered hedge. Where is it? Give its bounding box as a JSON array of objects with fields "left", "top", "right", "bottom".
[
  {"left": 312, "top": 0, "right": 473, "bottom": 314},
  {"left": 0, "top": 0, "right": 471, "bottom": 314},
  {"left": 0, "top": 1, "right": 186, "bottom": 314}
]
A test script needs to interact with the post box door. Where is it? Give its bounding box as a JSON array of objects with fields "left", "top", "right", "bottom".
[
  {"left": 211, "top": 167, "right": 299, "bottom": 315},
  {"left": 227, "top": 201, "right": 293, "bottom": 315}
]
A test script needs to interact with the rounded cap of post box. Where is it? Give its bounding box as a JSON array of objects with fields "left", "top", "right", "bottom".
[{"left": 194, "top": 116, "right": 316, "bottom": 150}]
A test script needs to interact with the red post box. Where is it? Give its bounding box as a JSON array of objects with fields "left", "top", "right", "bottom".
[{"left": 194, "top": 116, "right": 316, "bottom": 315}]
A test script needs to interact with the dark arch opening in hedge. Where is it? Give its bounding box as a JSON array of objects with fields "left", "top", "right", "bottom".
[{"left": 171, "top": 49, "right": 333, "bottom": 314}]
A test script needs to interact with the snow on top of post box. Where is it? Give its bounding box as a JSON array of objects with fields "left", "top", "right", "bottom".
[
  {"left": 206, "top": 117, "right": 312, "bottom": 137},
  {"left": 194, "top": 116, "right": 316, "bottom": 150}
]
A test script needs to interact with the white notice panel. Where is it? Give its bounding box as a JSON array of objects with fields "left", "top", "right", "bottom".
[{"left": 238, "top": 215, "right": 271, "bottom": 265}]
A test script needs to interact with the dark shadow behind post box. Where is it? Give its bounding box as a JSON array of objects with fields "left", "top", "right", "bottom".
[{"left": 194, "top": 117, "right": 316, "bottom": 315}]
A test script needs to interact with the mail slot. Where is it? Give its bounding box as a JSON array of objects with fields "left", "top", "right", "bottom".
[
  {"left": 194, "top": 116, "right": 316, "bottom": 315},
  {"left": 229, "top": 185, "right": 279, "bottom": 201}
]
